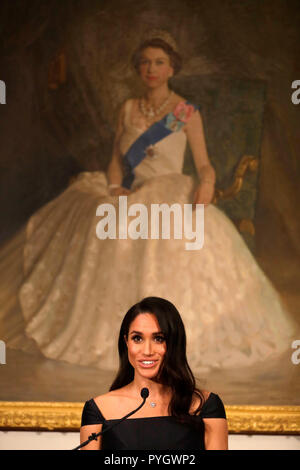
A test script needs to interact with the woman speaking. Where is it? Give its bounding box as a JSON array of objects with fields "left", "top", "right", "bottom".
[{"left": 80, "top": 297, "right": 228, "bottom": 450}]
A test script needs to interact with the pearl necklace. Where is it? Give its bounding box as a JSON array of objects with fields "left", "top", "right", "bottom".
[{"left": 140, "top": 91, "right": 173, "bottom": 121}]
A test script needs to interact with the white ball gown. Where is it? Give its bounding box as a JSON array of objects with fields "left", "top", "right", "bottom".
[{"left": 2, "top": 99, "right": 297, "bottom": 373}]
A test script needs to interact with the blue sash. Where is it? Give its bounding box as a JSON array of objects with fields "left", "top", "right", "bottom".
[{"left": 122, "top": 101, "right": 198, "bottom": 189}]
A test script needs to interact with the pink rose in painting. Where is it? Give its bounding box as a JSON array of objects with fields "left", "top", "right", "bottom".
[{"left": 173, "top": 102, "right": 195, "bottom": 123}]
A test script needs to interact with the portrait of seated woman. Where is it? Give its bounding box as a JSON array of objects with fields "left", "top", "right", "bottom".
[{"left": 0, "top": 29, "right": 297, "bottom": 379}]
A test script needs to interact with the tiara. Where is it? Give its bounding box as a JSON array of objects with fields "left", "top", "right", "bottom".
[{"left": 141, "top": 29, "right": 178, "bottom": 52}]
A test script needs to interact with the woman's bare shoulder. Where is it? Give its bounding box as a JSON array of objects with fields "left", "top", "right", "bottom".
[
  {"left": 118, "top": 98, "right": 131, "bottom": 112},
  {"left": 94, "top": 388, "right": 126, "bottom": 402},
  {"left": 172, "top": 92, "right": 187, "bottom": 103},
  {"left": 93, "top": 387, "right": 134, "bottom": 418},
  {"left": 202, "top": 389, "right": 212, "bottom": 401},
  {"left": 190, "top": 389, "right": 211, "bottom": 413},
  {"left": 123, "top": 97, "right": 142, "bottom": 111},
  {"left": 94, "top": 387, "right": 131, "bottom": 407}
]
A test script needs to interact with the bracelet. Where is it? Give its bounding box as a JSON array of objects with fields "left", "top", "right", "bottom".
[{"left": 108, "top": 183, "right": 121, "bottom": 189}]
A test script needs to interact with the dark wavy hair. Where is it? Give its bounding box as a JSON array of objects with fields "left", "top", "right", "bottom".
[
  {"left": 110, "top": 296, "right": 204, "bottom": 428},
  {"left": 131, "top": 38, "right": 182, "bottom": 75}
]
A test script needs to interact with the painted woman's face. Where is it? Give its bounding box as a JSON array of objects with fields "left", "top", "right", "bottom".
[
  {"left": 125, "top": 313, "right": 167, "bottom": 379},
  {"left": 138, "top": 47, "right": 174, "bottom": 89}
]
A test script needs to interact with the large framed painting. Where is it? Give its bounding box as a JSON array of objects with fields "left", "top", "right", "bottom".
[{"left": 0, "top": 0, "right": 299, "bottom": 437}]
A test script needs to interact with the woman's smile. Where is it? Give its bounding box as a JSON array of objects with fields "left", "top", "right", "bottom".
[{"left": 138, "top": 359, "right": 159, "bottom": 368}]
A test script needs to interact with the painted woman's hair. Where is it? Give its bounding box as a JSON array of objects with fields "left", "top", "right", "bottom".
[
  {"left": 110, "top": 297, "right": 204, "bottom": 427},
  {"left": 131, "top": 38, "right": 182, "bottom": 75}
]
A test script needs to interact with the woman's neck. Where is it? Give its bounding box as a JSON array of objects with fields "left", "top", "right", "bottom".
[
  {"left": 128, "top": 376, "right": 171, "bottom": 403},
  {"left": 144, "top": 85, "right": 171, "bottom": 108}
]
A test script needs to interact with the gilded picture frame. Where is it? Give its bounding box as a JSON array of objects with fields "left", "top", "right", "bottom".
[{"left": 0, "top": 402, "right": 300, "bottom": 434}]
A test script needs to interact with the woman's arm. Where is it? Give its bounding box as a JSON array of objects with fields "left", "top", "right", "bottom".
[
  {"left": 79, "top": 424, "right": 102, "bottom": 450},
  {"left": 106, "top": 100, "right": 131, "bottom": 196},
  {"left": 185, "top": 109, "right": 216, "bottom": 206},
  {"left": 203, "top": 418, "right": 228, "bottom": 450}
]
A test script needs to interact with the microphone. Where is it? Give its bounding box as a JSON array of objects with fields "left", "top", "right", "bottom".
[
  {"left": 141, "top": 387, "right": 149, "bottom": 399},
  {"left": 73, "top": 387, "right": 149, "bottom": 450}
]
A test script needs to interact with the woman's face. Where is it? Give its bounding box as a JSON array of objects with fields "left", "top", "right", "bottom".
[
  {"left": 138, "top": 47, "right": 174, "bottom": 89},
  {"left": 125, "top": 313, "right": 167, "bottom": 379}
]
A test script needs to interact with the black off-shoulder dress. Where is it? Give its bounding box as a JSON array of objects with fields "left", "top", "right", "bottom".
[{"left": 81, "top": 392, "right": 226, "bottom": 450}]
